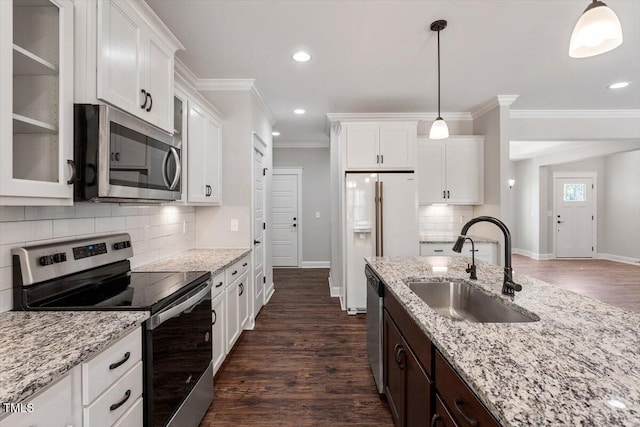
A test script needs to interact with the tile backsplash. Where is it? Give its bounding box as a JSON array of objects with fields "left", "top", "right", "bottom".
[
  {"left": 419, "top": 205, "right": 473, "bottom": 238},
  {"left": 0, "top": 203, "right": 196, "bottom": 313}
]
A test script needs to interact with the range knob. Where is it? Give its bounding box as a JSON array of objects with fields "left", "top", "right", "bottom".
[
  {"left": 39, "top": 255, "right": 53, "bottom": 266},
  {"left": 53, "top": 253, "right": 67, "bottom": 263}
]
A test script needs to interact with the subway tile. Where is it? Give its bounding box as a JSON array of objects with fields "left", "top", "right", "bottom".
[
  {"left": 111, "top": 205, "right": 138, "bottom": 217},
  {"left": 137, "top": 206, "right": 159, "bottom": 215},
  {"left": 95, "top": 216, "right": 126, "bottom": 233},
  {"left": 75, "top": 203, "right": 112, "bottom": 218},
  {"left": 125, "top": 215, "right": 150, "bottom": 229},
  {"left": 0, "top": 243, "right": 21, "bottom": 268},
  {"left": 149, "top": 236, "right": 168, "bottom": 250},
  {"left": 127, "top": 228, "right": 145, "bottom": 242},
  {"left": 133, "top": 239, "right": 150, "bottom": 254},
  {"left": 130, "top": 250, "right": 159, "bottom": 269},
  {"left": 0, "top": 289, "right": 12, "bottom": 313},
  {"left": 53, "top": 218, "right": 95, "bottom": 238},
  {"left": 0, "top": 267, "right": 11, "bottom": 291},
  {"left": 148, "top": 214, "right": 165, "bottom": 227},
  {"left": 0, "top": 206, "right": 25, "bottom": 222},
  {"left": 0, "top": 220, "right": 53, "bottom": 244},
  {"left": 25, "top": 206, "right": 76, "bottom": 220}
]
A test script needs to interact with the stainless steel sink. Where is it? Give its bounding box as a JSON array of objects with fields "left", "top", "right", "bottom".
[{"left": 408, "top": 281, "right": 539, "bottom": 323}]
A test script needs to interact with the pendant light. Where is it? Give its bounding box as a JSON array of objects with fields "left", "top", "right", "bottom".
[
  {"left": 430, "top": 20, "right": 449, "bottom": 140},
  {"left": 569, "top": 0, "right": 623, "bottom": 58}
]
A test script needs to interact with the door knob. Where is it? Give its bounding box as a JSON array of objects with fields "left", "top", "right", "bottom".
[
  {"left": 293, "top": 217, "right": 297, "bottom": 220},
  {"left": 292, "top": 224, "right": 297, "bottom": 227},
  {"left": 557, "top": 220, "right": 564, "bottom": 224}
]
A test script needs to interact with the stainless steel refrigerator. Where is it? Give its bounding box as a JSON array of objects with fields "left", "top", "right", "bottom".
[{"left": 345, "top": 172, "right": 419, "bottom": 313}]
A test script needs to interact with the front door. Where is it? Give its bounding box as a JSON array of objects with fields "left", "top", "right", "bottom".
[
  {"left": 272, "top": 174, "right": 299, "bottom": 267},
  {"left": 555, "top": 176, "right": 595, "bottom": 258}
]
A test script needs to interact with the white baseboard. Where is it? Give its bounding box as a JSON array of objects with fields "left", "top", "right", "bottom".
[
  {"left": 339, "top": 295, "right": 345, "bottom": 311},
  {"left": 596, "top": 253, "right": 640, "bottom": 266},
  {"left": 301, "top": 261, "right": 330, "bottom": 268},
  {"left": 264, "top": 283, "right": 275, "bottom": 304},
  {"left": 513, "top": 248, "right": 553, "bottom": 260}
]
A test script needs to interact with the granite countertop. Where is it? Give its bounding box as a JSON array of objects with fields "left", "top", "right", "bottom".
[
  {"left": 366, "top": 256, "right": 640, "bottom": 426},
  {"left": 419, "top": 235, "right": 499, "bottom": 244},
  {"left": 0, "top": 311, "right": 148, "bottom": 407},
  {"left": 135, "top": 248, "right": 251, "bottom": 276}
]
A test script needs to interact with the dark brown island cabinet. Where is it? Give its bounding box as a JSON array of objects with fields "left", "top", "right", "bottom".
[{"left": 383, "top": 280, "right": 501, "bottom": 427}]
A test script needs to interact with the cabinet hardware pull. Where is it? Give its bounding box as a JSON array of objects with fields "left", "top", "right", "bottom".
[
  {"left": 434, "top": 249, "right": 444, "bottom": 253},
  {"left": 67, "top": 160, "right": 76, "bottom": 185},
  {"left": 115, "top": 152, "right": 120, "bottom": 162},
  {"left": 393, "top": 344, "right": 405, "bottom": 370},
  {"left": 146, "top": 93, "right": 153, "bottom": 112},
  {"left": 109, "top": 389, "right": 131, "bottom": 411},
  {"left": 443, "top": 190, "right": 446, "bottom": 199},
  {"left": 380, "top": 154, "right": 384, "bottom": 163},
  {"left": 212, "top": 309, "right": 216, "bottom": 325},
  {"left": 447, "top": 190, "right": 450, "bottom": 198},
  {"left": 453, "top": 398, "right": 478, "bottom": 426},
  {"left": 109, "top": 352, "right": 131, "bottom": 370},
  {"left": 216, "top": 281, "right": 223, "bottom": 288},
  {"left": 205, "top": 185, "right": 212, "bottom": 197},
  {"left": 140, "top": 89, "right": 147, "bottom": 109},
  {"left": 376, "top": 154, "right": 380, "bottom": 164},
  {"left": 430, "top": 414, "right": 442, "bottom": 427},
  {"left": 239, "top": 283, "right": 244, "bottom": 296},
  {"left": 242, "top": 263, "right": 248, "bottom": 267},
  {"left": 232, "top": 270, "right": 238, "bottom": 275}
]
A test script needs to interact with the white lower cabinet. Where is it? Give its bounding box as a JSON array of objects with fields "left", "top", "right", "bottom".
[
  {"left": 211, "top": 292, "right": 226, "bottom": 375},
  {"left": 420, "top": 242, "right": 497, "bottom": 265},
  {"left": 238, "top": 274, "right": 249, "bottom": 330},
  {"left": 0, "top": 366, "right": 80, "bottom": 427},
  {"left": 0, "top": 327, "right": 143, "bottom": 427},
  {"left": 225, "top": 278, "right": 240, "bottom": 351}
]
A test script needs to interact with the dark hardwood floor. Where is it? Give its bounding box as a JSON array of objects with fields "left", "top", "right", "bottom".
[
  {"left": 512, "top": 255, "right": 640, "bottom": 313},
  {"left": 200, "top": 268, "right": 394, "bottom": 426}
]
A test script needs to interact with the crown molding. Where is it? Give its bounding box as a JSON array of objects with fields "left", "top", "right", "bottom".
[
  {"left": 175, "top": 57, "right": 198, "bottom": 88},
  {"left": 273, "top": 141, "right": 329, "bottom": 149},
  {"left": 134, "top": 1, "right": 185, "bottom": 51},
  {"left": 510, "top": 109, "right": 640, "bottom": 119},
  {"left": 195, "top": 78, "right": 256, "bottom": 91},
  {"left": 325, "top": 112, "right": 472, "bottom": 122},
  {"left": 250, "top": 86, "right": 276, "bottom": 125},
  {"left": 470, "top": 95, "right": 519, "bottom": 120}
]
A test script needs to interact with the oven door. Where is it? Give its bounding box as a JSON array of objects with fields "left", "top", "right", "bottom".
[
  {"left": 145, "top": 280, "right": 213, "bottom": 427},
  {"left": 98, "top": 105, "right": 181, "bottom": 202}
]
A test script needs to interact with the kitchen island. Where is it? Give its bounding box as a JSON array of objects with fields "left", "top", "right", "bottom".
[{"left": 366, "top": 255, "right": 640, "bottom": 426}]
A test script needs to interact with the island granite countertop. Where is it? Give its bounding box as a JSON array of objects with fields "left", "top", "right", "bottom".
[
  {"left": 134, "top": 248, "right": 250, "bottom": 276},
  {"left": 0, "top": 311, "right": 148, "bottom": 407},
  {"left": 419, "top": 235, "right": 498, "bottom": 244},
  {"left": 366, "top": 255, "right": 640, "bottom": 426}
]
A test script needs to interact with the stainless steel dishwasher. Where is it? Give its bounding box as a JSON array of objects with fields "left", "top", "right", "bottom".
[{"left": 365, "top": 265, "right": 384, "bottom": 394}]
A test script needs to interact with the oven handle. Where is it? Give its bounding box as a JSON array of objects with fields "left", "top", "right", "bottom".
[{"left": 147, "top": 280, "right": 212, "bottom": 330}]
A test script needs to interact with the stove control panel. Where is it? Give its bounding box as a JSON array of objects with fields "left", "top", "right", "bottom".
[
  {"left": 13, "top": 233, "right": 133, "bottom": 287},
  {"left": 73, "top": 242, "right": 108, "bottom": 260},
  {"left": 113, "top": 240, "right": 131, "bottom": 250},
  {"left": 39, "top": 252, "right": 67, "bottom": 266}
]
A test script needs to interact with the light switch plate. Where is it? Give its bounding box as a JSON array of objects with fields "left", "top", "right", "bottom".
[
  {"left": 231, "top": 219, "right": 239, "bottom": 232},
  {"left": 315, "top": 212, "right": 320, "bottom": 219}
]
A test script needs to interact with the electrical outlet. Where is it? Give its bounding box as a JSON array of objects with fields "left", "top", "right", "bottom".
[
  {"left": 230, "top": 219, "right": 239, "bottom": 232},
  {"left": 315, "top": 212, "right": 320, "bottom": 219}
]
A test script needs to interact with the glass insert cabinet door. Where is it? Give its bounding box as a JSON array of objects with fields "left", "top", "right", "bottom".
[{"left": 0, "top": 0, "right": 75, "bottom": 203}]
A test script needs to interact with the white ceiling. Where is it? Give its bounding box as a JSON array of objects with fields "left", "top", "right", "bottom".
[{"left": 147, "top": 0, "right": 640, "bottom": 142}]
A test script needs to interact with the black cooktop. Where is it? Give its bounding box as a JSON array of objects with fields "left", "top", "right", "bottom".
[{"left": 19, "top": 261, "right": 210, "bottom": 314}]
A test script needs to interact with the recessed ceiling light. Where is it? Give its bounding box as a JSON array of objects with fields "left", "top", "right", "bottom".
[
  {"left": 294, "top": 109, "right": 306, "bottom": 115},
  {"left": 607, "top": 81, "right": 630, "bottom": 89},
  {"left": 292, "top": 51, "right": 311, "bottom": 62},
  {"left": 272, "top": 131, "right": 280, "bottom": 136}
]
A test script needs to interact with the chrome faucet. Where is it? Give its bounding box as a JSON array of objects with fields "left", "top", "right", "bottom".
[{"left": 452, "top": 216, "right": 522, "bottom": 296}]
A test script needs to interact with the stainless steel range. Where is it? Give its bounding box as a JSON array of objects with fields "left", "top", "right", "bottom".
[{"left": 12, "top": 233, "right": 213, "bottom": 427}]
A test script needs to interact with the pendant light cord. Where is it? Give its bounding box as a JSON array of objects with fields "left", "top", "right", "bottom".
[{"left": 437, "top": 29, "right": 441, "bottom": 119}]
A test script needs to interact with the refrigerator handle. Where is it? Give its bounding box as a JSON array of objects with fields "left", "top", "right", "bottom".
[
  {"left": 374, "top": 181, "right": 380, "bottom": 256},
  {"left": 379, "top": 180, "right": 384, "bottom": 257}
]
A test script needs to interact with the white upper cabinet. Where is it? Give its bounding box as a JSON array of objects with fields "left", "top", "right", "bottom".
[
  {"left": 187, "top": 101, "right": 222, "bottom": 205},
  {"left": 0, "top": 0, "right": 75, "bottom": 206},
  {"left": 345, "top": 123, "right": 416, "bottom": 170},
  {"left": 417, "top": 136, "right": 484, "bottom": 205},
  {"left": 75, "top": 0, "right": 183, "bottom": 134},
  {"left": 96, "top": 0, "right": 178, "bottom": 132}
]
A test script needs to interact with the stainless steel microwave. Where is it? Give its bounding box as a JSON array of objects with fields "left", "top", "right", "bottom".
[{"left": 73, "top": 104, "right": 181, "bottom": 203}]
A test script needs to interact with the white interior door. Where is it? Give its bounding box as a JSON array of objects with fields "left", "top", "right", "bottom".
[
  {"left": 253, "top": 147, "right": 265, "bottom": 313},
  {"left": 272, "top": 174, "right": 299, "bottom": 267},
  {"left": 555, "top": 176, "right": 595, "bottom": 258}
]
